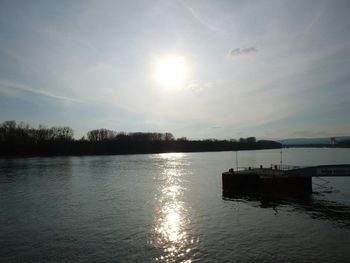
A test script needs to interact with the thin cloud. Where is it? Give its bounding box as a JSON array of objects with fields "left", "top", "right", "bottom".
[
  {"left": 302, "top": 3, "right": 325, "bottom": 35},
  {"left": 293, "top": 130, "right": 331, "bottom": 138},
  {"left": 186, "top": 81, "right": 212, "bottom": 92},
  {"left": 229, "top": 46, "right": 257, "bottom": 57},
  {"left": 0, "top": 80, "right": 82, "bottom": 103},
  {"left": 181, "top": 1, "right": 229, "bottom": 36}
]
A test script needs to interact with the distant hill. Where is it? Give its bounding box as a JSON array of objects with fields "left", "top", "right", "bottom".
[{"left": 278, "top": 136, "right": 350, "bottom": 146}]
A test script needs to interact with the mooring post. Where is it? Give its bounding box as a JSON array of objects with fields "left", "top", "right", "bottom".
[
  {"left": 280, "top": 150, "right": 283, "bottom": 168},
  {"left": 236, "top": 151, "right": 238, "bottom": 172}
]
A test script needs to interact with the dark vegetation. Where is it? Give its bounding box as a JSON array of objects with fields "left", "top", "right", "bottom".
[
  {"left": 0, "top": 121, "right": 282, "bottom": 156},
  {"left": 284, "top": 144, "right": 338, "bottom": 148},
  {"left": 336, "top": 140, "right": 350, "bottom": 148},
  {"left": 283, "top": 141, "right": 350, "bottom": 148}
]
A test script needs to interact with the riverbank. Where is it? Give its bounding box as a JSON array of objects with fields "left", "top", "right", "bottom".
[{"left": 0, "top": 139, "right": 282, "bottom": 157}]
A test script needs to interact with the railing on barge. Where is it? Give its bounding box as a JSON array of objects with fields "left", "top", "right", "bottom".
[{"left": 227, "top": 164, "right": 350, "bottom": 177}]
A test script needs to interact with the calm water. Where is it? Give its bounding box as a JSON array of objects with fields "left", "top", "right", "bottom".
[{"left": 1, "top": 148, "right": 350, "bottom": 262}]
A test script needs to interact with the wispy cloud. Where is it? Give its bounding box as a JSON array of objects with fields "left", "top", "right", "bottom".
[
  {"left": 293, "top": 130, "right": 331, "bottom": 138},
  {"left": 186, "top": 81, "right": 212, "bottom": 92},
  {"left": 0, "top": 80, "right": 82, "bottom": 103},
  {"left": 181, "top": 1, "right": 229, "bottom": 36},
  {"left": 302, "top": 3, "right": 326, "bottom": 35},
  {"left": 229, "top": 46, "right": 257, "bottom": 57}
]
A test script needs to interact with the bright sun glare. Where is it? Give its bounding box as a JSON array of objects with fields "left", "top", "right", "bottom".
[{"left": 154, "top": 55, "right": 188, "bottom": 88}]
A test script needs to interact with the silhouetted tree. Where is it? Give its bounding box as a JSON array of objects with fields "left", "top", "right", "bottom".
[
  {"left": 239, "top": 137, "right": 246, "bottom": 143},
  {"left": 50, "top": 126, "right": 74, "bottom": 141},
  {"left": 246, "top": 137, "right": 256, "bottom": 144},
  {"left": 0, "top": 120, "right": 284, "bottom": 156},
  {"left": 165, "top": 132, "right": 174, "bottom": 141}
]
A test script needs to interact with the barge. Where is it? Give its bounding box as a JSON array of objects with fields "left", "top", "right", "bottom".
[{"left": 222, "top": 164, "right": 350, "bottom": 196}]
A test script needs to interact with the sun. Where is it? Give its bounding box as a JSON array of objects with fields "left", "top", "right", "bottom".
[{"left": 154, "top": 54, "right": 188, "bottom": 89}]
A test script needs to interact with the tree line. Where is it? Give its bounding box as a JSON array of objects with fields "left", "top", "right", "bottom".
[{"left": 0, "top": 120, "right": 282, "bottom": 156}]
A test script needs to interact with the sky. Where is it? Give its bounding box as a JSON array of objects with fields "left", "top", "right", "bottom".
[{"left": 0, "top": 0, "right": 350, "bottom": 140}]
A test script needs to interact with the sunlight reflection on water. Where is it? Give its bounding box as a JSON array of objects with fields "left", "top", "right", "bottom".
[{"left": 152, "top": 153, "right": 193, "bottom": 262}]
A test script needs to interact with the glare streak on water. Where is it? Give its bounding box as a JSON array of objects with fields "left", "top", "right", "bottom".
[
  {"left": 151, "top": 153, "right": 195, "bottom": 262},
  {"left": 1, "top": 148, "right": 350, "bottom": 262}
]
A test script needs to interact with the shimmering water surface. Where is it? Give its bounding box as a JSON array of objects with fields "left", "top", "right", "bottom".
[{"left": 1, "top": 148, "right": 350, "bottom": 262}]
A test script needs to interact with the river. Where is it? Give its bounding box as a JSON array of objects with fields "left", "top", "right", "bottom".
[{"left": 1, "top": 148, "right": 350, "bottom": 262}]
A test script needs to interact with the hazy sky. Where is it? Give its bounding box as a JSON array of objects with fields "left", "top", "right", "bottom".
[{"left": 1, "top": 0, "right": 350, "bottom": 139}]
